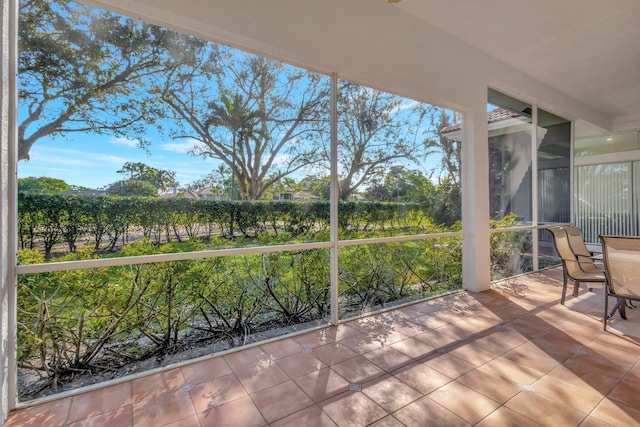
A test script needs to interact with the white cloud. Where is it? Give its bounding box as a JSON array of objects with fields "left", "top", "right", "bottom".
[
  {"left": 110, "top": 136, "right": 140, "bottom": 148},
  {"left": 393, "top": 100, "right": 419, "bottom": 114},
  {"left": 160, "top": 139, "right": 208, "bottom": 154},
  {"left": 26, "top": 146, "right": 127, "bottom": 167},
  {"left": 271, "top": 153, "right": 292, "bottom": 168}
]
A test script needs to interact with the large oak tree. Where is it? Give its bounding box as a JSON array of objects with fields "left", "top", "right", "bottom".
[
  {"left": 18, "top": 0, "right": 204, "bottom": 161},
  {"left": 158, "top": 50, "right": 330, "bottom": 200}
]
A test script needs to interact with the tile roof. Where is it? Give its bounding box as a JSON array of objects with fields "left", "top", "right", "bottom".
[{"left": 440, "top": 107, "right": 521, "bottom": 134}]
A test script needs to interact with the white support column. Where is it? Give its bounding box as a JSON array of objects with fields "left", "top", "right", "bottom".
[
  {"left": 329, "top": 73, "right": 339, "bottom": 325},
  {"left": 1, "top": 0, "right": 17, "bottom": 420},
  {"left": 462, "top": 102, "right": 491, "bottom": 292},
  {"left": 532, "top": 106, "right": 539, "bottom": 271}
]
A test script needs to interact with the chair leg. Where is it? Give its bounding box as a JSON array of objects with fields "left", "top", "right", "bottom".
[
  {"left": 608, "top": 300, "right": 621, "bottom": 318},
  {"left": 572, "top": 280, "right": 580, "bottom": 297},
  {"left": 561, "top": 273, "right": 568, "bottom": 305},
  {"left": 618, "top": 298, "right": 627, "bottom": 319},
  {"left": 604, "top": 292, "right": 609, "bottom": 331}
]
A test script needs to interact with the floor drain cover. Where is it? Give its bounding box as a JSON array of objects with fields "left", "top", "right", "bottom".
[
  {"left": 180, "top": 383, "right": 195, "bottom": 391},
  {"left": 303, "top": 347, "right": 313, "bottom": 353},
  {"left": 519, "top": 384, "right": 535, "bottom": 392},
  {"left": 571, "top": 347, "right": 587, "bottom": 355},
  {"left": 349, "top": 383, "right": 362, "bottom": 392}
]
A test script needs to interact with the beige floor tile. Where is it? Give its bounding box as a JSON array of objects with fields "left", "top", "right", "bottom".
[
  {"left": 189, "top": 373, "right": 247, "bottom": 413},
  {"left": 132, "top": 390, "right": 196, "bottom": 427},
  {"left": 198, "top": 395, "right": 266, "bottom": 427},
  {"left": 362, "top": 345, "right": 413, "bottom": 372},
  {"left": 470, "top": 330, "right": 524, "bottom": 355},
  {"left": 67, "top": 381, "right": 132, "bottom": 423},
  {"left": 533, "top": 374, "right": 604, "bottom": 414},
  {"left": 320, "top": 391, "right": 388, "bottom": 427},
  {"left": 362, "top": 374, "right": 422, "bottom": 412},
  {"left": 293, "top": 367, "right": 350, "bottom": 402},
  {"left": 529, "top": 330, "right": 583, "bottom": 361},
  {"left": 67, "top": 405, "right": 133, "bottom": 427},
  {"left": 365, "top": 328, "right": 412, "bottom": 347},
  {"left": 456, "top": 369, "right": 521, "bottom": 404},
  {"left": 162, "top": 413, "right": 202, "bottom": 427},
  {"left": 607, "top": 379, "right": 640, "bottom": 408},
  {"left": 260, "top": 337, "right": 304, "bottom": 360},
  {"left": 504, "top": 316, "right": 553, "bottom": 338},
  {"left": 423, "top": 353, "right": 477, "bottom": 379},
  {"left": 411, "top": 324, "right": 466, "bottom": 348},
  {"left": 389, "top": 337, "right": 436, "bottom": 359},
  {"left": 392, "top": 396, "right": 470, "bottom": 427},
  {"left": 367, "top": 415, "right": 405, "bottom": 427},
  {"left": 131, "top": 368, "right": 186, "bottom": 403},
  {"left": 234, "top": 362, "right": 290, "bottom": 394},
  {"left": 276, "top": 351, "right": 327, "bottom": 379},
  {"left": 623, "top": 363, "right": 640, "bottom": 386},
  {"left": 589, "top": 398, "right": 640, "bottom": 426},
  {"left": 545, "top": 364, "right": 621, "bottom": 395},
  {"left": 312, "top": 341, "right": 358, "bottom": 366},
  {"left": 340, "top": 333, "right": 387, "bottom": 354},
  {"left": 578, "top": 416, "right": 617, "bottom": 427},
  {"left": 223, "top": 346, "right": 272, "bottom": 371},
  {"left": 501, "top": 342, "right": 562, "bottom": 373},
  {"left": 4, "top": 398, "right": 71, "bottom": 427},
  {"left": 474, "top": 407, "right": 542, "bottom": 427},
  {"left": 383, "top": 319, "right": 427, "bottom": 337},
  {"left": 585, "top": 333, "right": 640, "bottom": 366},
  {"left": 270, "top": 404, "right": 337, "bottom": 427},
  {"left": 180, "top": 355, "right": 232, "bottom": 385},
  {"left": 292, "top": 328, "right": 337, "bottom": 349},
  {"left": 478, "top": 356, "right": 546, "bottom": 385},
  {"left": 250, "top": 380, "right": 314, "bottom": 424},
  {"left": 446, "top": 342, "right": 499, "bottom": 366},
  {"left": 392, "top": 361, "right": 452, "bottom": 394},
  {"left": 328, "top": 323, "right": 364, "bottom": 341},
  {"left": 428, "top": 381, "right": 500, "bottom": 424},
  {"left": 331, "top": 355, "right": 386, "bottom": 384},
  {"left": 505, "top": 391, "right": 587, "bottom": 426},
  {"left": 451, "top": 315, "right": 497, "bottom": 335},
  {"left": 368, "top": 415, "right": 405, "bottom": 427},
  {"left": 411, "top": 313, "right": 453, "bottom": 329}
]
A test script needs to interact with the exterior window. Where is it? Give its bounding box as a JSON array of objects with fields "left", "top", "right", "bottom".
[
  {"left": 575, "top": 162, "right": 635, "bottom": 243},
  {"left": 486, "top": 89, "right": 570, "bottom": 279}
]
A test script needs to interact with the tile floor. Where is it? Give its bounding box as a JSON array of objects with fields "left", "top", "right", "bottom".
[{"left": 5, "top": 267, "right": 640, "bottom": 426}]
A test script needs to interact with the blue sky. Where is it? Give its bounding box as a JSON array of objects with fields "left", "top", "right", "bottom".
[{"left": 17, "top": 133, "right": 220, "bottom": 190}]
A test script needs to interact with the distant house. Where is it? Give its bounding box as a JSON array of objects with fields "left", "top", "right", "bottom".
[
  {"left": 196, "top": 187, "right": 227, "bottom": 200},
  {"left": 273, "top": 188, "right": 320, "bottom": 201},
  {"left": 162, "top": 187, "right": 228, "bottom": 200},
  {"left": 61, "top": 189, "right": 106, "bottom": 196}
]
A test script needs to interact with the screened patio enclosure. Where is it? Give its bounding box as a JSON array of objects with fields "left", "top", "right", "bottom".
[{"left": 3, "top": 0, "right": 640, "bottom": 422}]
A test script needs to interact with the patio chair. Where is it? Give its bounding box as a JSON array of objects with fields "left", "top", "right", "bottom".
[
  {"left": 548, "top": 226, "right": 605, "bottom": 305},
  {"left": 599, "top": 235, "right": 640, "bottom": 331},
  {"left": 565, "top": 225, "right": 602, "bottom": 273}
]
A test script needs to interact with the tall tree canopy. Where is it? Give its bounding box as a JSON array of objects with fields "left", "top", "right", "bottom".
[
  {"left": 158, "top": 49, "right": 330, "bottom": 200},
  {"left": 18, "top": 0, "right": 204, "bottom": 161},
  {"left": 18, "top": 176, "right": 70, "bottom": 194},
  {"left": 335, "top": 81, "right": 439, "bottom": 200},
  {"left": 116, "top": 162, "right": 177, "bottom": 192}
]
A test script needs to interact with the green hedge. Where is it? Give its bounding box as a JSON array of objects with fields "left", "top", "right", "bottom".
[{"left": 18, "top": 194, "right": 431, "bottom": 257}]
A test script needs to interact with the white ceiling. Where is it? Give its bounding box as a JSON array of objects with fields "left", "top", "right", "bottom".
[
  {"left": 97, "top": 0, "right": 640, "bottom": 130},
  {"left": 397, "top": 0, "right": 640, "bottom": 121}
]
